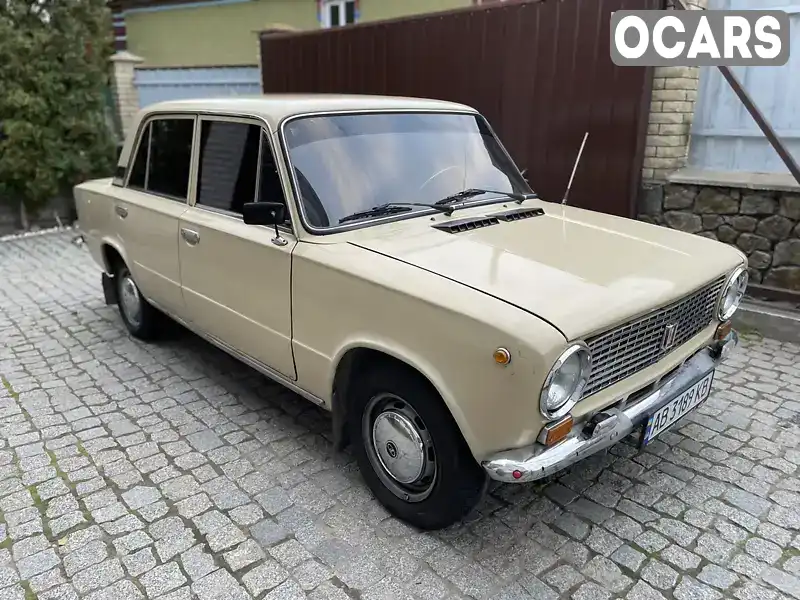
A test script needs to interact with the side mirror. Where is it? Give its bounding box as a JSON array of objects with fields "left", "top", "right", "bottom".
[{"left": 243, "top": 202, "right": 285, "bottom": 226}]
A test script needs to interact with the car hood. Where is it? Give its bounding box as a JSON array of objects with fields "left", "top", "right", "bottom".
[{"left": 348, "top": 201, "right": 745, "bottom": 340}]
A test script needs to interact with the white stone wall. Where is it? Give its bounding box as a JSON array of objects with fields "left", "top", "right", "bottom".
[
  {"left": 642, "top": 0, "right": 708, "bottom": 182},
  {"left": 110, "top": 51, "right": 144, "bottom": 141}
]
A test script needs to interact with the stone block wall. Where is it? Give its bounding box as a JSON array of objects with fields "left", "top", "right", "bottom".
[{"left": 640, "top": 183, "right": 800, "bottom": 290}]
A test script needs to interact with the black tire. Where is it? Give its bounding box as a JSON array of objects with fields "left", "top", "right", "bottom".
[
  {"left": 114, "top": 262, "right": 161, "bottom": 341},
  {"left": 348, "top": 362, "right": 488, "bottom": 530}
]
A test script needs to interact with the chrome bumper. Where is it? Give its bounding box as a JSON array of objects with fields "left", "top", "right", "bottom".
[{"left": 482, "top": 330, "right": 738, "bottom": 484}]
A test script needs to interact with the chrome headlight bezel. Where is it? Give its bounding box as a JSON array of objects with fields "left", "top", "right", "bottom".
[
  {"left": 539, "top": 342, "right": 592, "bottom": 420},
  {"left": 716, "top": 265, "right": 748, "bottom": 321}
]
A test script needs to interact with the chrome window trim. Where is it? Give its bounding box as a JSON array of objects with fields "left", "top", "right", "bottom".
[{"left": 275, "top": 108, "right": 533, "bottom": 236}]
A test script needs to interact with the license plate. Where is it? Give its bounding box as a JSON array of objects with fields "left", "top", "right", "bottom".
[{"left": 642, "top": 370, "right": 715, "bottom": 445}]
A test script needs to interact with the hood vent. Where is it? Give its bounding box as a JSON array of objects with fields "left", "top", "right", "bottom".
[
  {"left": 492, "top": 207, "right": 545, "bottom": 222},
  {"left": 432, "top": 215, "right": 500, "bottom": 234}
]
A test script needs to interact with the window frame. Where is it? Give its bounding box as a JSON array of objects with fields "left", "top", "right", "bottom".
[
  {"left": 124, "top": 113, "right": 197, "bottom": 204},
  {"left": 276, "top": 108, "right": 530, "bottom": 237},
  {"left": 321, "top": 0, "right": 356, "bottom": 28},
  {"left": 190, "top": 114, "right": 294, "bottom": 234}
]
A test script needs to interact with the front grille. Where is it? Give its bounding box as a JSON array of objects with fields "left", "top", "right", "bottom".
[{"left": 583, "top": 276, "right": 726, "bottom": 398}]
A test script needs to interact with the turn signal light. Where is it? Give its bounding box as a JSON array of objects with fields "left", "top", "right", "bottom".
[
  {"left": 493, "top": 347, "right": 512, "bottom": 365},
  {"left": 716, "top": 320, "right": 732, "bottom": 341},
  {"left": 543, "top": 415, "right": 574, "bottom": 446}
]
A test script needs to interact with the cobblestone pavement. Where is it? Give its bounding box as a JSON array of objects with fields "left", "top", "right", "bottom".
[{"left": 1, "top": 231, "right": 799, "bottom": 600}]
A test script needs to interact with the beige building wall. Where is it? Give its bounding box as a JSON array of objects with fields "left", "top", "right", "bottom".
[
  {"left": 126, "top": 0, "right": 317, "bottom": 68},
  {"left": 359, "top": 0, "right": 467, "bottom": 22},
  {"left": 125, "top": 0, "right": 472, "bottom": 68}
]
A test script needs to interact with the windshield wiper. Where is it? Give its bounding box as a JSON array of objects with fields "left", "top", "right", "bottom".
[
  {"left": 434, "top": 188, "right": 538, "bottom": 206},
  {"left": 339, "top": 202, "right": 454, "bottom": 224}
]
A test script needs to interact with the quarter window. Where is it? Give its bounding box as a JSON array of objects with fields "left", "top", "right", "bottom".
[
  {"left": 258, "top": 134, "right": 289, "bottom": 224},
  {"left": 126, "top": 117, "right": 194, "bottom": 200}
]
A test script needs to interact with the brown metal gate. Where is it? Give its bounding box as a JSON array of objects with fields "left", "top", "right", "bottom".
[{"left": 260, "top": 0, "right": 662, "bottom": 218}]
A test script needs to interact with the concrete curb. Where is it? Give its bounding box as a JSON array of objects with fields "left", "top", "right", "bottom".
[
  {"left": 733, "top": 298, "right": 800, "bottom": 345},
  {"left": 0, "top": 225, "right": 77, "bottom": 242}
]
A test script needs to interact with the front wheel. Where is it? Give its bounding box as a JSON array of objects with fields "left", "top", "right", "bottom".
[{"left": 349, "top": 363, "right": 488, "bottom": 530}]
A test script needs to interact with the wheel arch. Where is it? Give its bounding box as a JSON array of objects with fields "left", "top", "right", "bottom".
[
  {"left": 329, "top": 341, "right": 473, "bottom": 455},
  {"left": 100, "top": 239, "right": 128, "bottom": 275}
]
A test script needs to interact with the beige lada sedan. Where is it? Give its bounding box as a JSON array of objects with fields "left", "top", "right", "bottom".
[{"left": 75, "top": 95, "right": 746, "bottom": 530}]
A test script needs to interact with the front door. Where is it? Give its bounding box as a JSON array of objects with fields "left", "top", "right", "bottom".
[
  {"left": 115, "top": 115, "right": 195, "bottom": 315},
  {"left": 178, "top": 117, "right": 296, "bottom": 379}
]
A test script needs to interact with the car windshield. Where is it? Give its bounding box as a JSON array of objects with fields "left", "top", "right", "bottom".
[{"left": 282, "top": 112, "right": 530, "bottom": 229}]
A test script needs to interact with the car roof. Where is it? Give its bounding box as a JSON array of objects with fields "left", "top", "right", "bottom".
[{"left": 141, "top": 94, "right": 479, "bottom": 130}]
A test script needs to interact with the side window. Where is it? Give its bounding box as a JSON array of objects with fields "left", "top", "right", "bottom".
[
  {"left": 147, "top": 118, "right": 194, "bottom": 199},
  {"left": 127, "top": 123, "right": 150, "bottom": 189},
  {"left": 197, "top": 120, "right": 261, "bottom": 214}
]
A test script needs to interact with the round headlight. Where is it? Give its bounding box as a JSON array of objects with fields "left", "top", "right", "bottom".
[
  {"left": 540, "top": 343, "right": 592, "bottom": 420},
  {"left": 717, "top": 266, "right": 748, "bottom": 321}
]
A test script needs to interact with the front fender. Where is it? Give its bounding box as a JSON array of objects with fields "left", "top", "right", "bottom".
[
  {"left": 328, "top": 335, "right": 475, "bottom": 451},
  {"left": 291, "top": 241, "right": 568, "bottom": 461}
]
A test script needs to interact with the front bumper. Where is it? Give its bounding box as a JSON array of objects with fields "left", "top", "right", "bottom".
[{"left": 482, "top": 330, "right": 739, "bottom": 483}]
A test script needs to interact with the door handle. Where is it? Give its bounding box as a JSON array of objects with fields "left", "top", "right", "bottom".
[
  {"left": 115, "top": 205, "right": 128, "bottom": 219},
  {"left": 181, "top": 228, "right": 200, "bottom": 246}
]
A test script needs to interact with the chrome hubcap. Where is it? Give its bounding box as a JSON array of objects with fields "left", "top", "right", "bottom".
[
  {"left": 119, "top": 275, "right": 142, "bottom": 328},
  {"left": 372, "top": 411, "right": 425, "bottom": 484},
  {"left": 363, "top": 393, "right": 436, "bottom": 502}
]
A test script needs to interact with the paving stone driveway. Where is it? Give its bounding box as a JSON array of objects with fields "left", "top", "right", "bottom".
[{"left": 1, "top": 231, "right": 799, "bottom": 600}]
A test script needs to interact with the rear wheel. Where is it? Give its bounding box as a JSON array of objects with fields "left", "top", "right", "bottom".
[
  {"left": 114, "top": 263, "right": 161, "bottom": 340},
  {"left": 349, "top": 362, "right": 488, "bottom": 530}
]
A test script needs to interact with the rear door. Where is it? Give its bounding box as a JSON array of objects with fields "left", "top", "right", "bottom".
[
  {"left": 178, "top": 116, "right": 297, "bottom": 379},
  {"left": 115, "top": 115, "right": 194, "bottom": 315}
]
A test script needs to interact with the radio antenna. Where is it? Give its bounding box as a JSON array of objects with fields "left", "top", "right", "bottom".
[{"left": 562, "top": 131, "right": 589, "bottom": 206}]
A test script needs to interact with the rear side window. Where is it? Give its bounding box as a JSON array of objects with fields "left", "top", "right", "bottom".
[
  {"left": 126, "top": 117, "right": 194, "bottom": 200},
  {"left": 196, "top": 120, "right": 261, "bottom": 214},
  {"left": 148, "top": 119, "right": 194, "bottom": 199}
]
